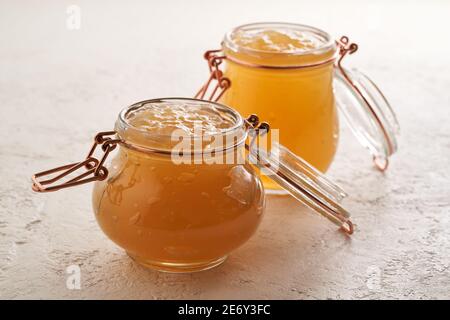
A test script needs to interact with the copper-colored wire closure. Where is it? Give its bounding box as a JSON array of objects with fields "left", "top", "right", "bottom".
[
  {"left": 195, "top": 50, "right": 231, "bottom": 102},
  {"left": 341, "top": 220, "right": 354, "bottom": 235},
  {"left": 31, "top": 131, "right": 119, "bottom": 192}
]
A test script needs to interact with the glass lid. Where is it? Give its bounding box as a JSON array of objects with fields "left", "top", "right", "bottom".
[
  {"left": 334, "top": 66, "right": 400, "bottom": 171},
  {"left": 247, "top": 138, "right": 354, "bottom": 235}
]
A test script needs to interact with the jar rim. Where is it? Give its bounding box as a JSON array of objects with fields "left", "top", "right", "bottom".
[
  {"left": 223, "top": 22, "right": 336, "bottom": 58},
  {"left": 115, "top": 98, "right": 247, "bottom": 153}
]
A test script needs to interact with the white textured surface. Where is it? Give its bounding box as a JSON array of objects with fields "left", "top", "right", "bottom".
[{"left": 1, "top": 0, "right": 449, "bottom": 299}]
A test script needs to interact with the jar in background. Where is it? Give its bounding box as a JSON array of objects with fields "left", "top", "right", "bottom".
[
  {"left": 196, "top": 22, "right": 400, "bottom": 191},
  {"left": 223, "top": 23, "right": 338, "bottom": 175}
]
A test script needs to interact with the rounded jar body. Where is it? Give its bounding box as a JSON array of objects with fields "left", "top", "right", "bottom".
[{"left": 92, "top": 99, "right": 265, "bottom": 272}]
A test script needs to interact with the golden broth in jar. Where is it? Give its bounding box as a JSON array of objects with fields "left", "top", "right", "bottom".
[
  {"left": 92, "top": 99, "right": 265, "bottom": 272},
  {"left": 221, "top": 23, "right": 339, "bottom": 190}
]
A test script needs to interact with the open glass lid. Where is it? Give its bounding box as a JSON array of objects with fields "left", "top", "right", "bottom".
[
  {"left": 246, "top": 134, "right": 353, "bottom": 235},
  {"left": 333, "top": 37, "right": 400, "bottom": 171}
]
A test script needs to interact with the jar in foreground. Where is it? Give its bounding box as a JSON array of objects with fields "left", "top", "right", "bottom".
[
  {"left": 92, "top": 99, "right": 265, "bottom": 272},
  {"left": 32, "top": 98, "right": 354, "bottom": 273}
]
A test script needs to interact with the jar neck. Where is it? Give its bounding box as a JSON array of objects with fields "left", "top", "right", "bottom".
[
  {"left": 115, "top": 98, "right": 247, "bottom": 156},
  {"left": 222, "top": 22, "right": 337, "bottom": 68}
]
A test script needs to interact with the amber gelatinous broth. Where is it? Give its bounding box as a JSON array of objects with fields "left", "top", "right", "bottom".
[
  {"left": 229, "top": 27, "right": 324, "bottom": 54},
  {"left": 222, "top": 26, "right": 339, "bottom": 189},
  {"left": 92, "top": 101, "right": 265, "bottom": 265}
]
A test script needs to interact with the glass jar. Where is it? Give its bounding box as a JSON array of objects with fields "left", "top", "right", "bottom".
[
  {"left": 93, "top": 99, "right": 264, "bottom": 272},
  {"left": 32, "top": 98, "right": 354, "bottom": 273},
  {"left": 196, "top": 22, "right": 400, "bottom": 191}
]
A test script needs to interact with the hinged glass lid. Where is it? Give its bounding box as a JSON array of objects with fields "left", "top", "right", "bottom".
[
  {"left": 246, "top": 127, "right": 353, "bottom": 235},
  {"left": 334, "top": 37, "right": 400, "bottom": 171}
]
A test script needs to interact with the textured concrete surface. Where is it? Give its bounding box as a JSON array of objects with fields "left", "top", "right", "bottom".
[{"left": 0, "top": 0, "right": 449, "bottom": 299}]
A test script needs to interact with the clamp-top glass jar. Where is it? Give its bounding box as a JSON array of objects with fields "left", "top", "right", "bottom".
[
  {"left": 196, "top": 22, "right": 400, "bottom": 191},
  {"left": 32, "top": 98, "right": 354, "bottom": 273}
]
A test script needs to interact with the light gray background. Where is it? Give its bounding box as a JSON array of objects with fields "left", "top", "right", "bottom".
[{"left": 0, "top": 0, "right": 449, "bottom": 299}]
